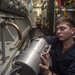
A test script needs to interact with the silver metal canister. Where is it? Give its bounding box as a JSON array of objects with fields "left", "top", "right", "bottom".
[{"left": 15, "top": 38, "right": 51, "bottom": 75}]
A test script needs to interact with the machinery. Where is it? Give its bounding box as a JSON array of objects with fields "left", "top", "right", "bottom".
[
  {"left": 0, "top": 0, "right": 37, "bottom": 75},
  {"left": 0, "top": 0, "right": 45, "bottom": 75}
]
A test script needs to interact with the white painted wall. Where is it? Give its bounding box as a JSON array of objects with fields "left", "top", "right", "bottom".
[{"left": 33, "top": 8, "right": 42, "bottom": 16}]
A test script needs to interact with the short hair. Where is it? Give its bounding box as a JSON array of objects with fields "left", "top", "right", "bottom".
[{"left": 55, "top": 17, "right": 75, "bottom": 27}]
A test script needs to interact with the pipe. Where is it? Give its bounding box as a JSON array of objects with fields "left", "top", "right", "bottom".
[
  {"left": 2, "top": 21, "right": 22, "bottom": 40},
  {"left": 1, "top": 25, "right": 6, "bottom": 63}
]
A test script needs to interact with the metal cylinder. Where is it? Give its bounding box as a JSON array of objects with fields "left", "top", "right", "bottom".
[{"left": 15, "top": 38, "right": 48, "bottom": 75}]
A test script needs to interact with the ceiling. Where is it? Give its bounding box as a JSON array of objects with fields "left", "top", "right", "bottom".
[{"left": 33, "top": 0, "right": 43, "bottom": 4}]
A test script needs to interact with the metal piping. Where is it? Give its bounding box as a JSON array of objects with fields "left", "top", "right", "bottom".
[
  {"left": 0, "top": 20, "right": 22, "bottom": 64},
  {"left": 2, "top": 21, "right": 22, "bottom": 40}
]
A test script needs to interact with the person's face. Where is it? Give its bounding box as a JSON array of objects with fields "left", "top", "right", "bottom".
[{"left": 55, "top": 23, "right": 75, "bottom": 41}]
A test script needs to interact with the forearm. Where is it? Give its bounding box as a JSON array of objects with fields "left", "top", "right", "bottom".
[
  {"left": 43, "top": 70, "right": 57, "bottom": 75},
  {"left": 42, "top": 69, "right": 52, "bottom": 75},
  {"left": 53, "top": 73, "right": 57, "bottom": 75},
  {"left": 48, "top": 71, "right": 52, "bottom": 75},
  {"left": 47, "top": 71, "right": 57, "bottom": 75}
]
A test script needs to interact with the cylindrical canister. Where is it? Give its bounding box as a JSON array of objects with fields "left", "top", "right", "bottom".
[{"left": 15, "top": 38, "right": 48, "bottom": 75}]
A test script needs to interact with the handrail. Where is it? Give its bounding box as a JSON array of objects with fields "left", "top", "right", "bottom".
[{"left": 2, "top": 21, "right": 22, "bottom": 40}]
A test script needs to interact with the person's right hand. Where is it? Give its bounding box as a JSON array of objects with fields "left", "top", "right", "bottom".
[{"left": 39, "top": 51, "right": 50, "bottom": 75}]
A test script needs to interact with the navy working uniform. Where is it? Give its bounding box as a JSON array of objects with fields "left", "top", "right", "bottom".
[{"left": 39, "top": 36, "right": 75, "bottom": 75}]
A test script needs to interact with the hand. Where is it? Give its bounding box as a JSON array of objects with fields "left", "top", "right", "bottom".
[{"left": 39, "top": 51, "right": 50, "bottom": 75}]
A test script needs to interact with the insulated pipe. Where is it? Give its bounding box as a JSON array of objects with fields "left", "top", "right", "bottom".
[{"left": 2, "top": 21, "right": 22, "bottom": 40}]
